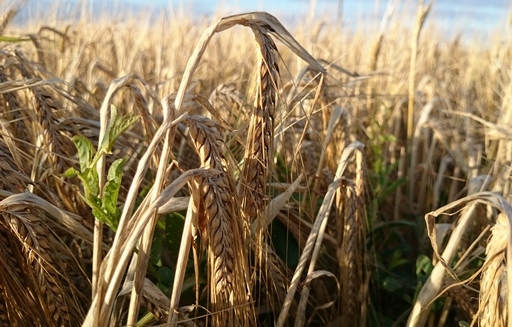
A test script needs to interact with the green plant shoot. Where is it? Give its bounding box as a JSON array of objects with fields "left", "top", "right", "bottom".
[{"left": 65, "top": 108, "right": 138, "bottom": 231}]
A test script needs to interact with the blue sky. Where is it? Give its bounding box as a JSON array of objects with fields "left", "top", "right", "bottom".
[
  {"left": 124, "top": 0, "right": 509, "bottom": 17},
  {"left": 11, "top": 0, "right": 511, "bottom": 40}
]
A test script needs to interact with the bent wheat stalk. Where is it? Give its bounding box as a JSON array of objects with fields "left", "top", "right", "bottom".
[{"left": 81, "top": 12, "right": 325, "bottom": 326}]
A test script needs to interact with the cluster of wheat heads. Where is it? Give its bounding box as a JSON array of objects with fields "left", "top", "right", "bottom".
[
  {"left": 0, "top": 10, "right": 373, "bottom": 325},
  {"left": 76, "top": 11, "right": 371, "bottom": 327},
  {"left": 0, "top": 50, "right": 93, "bottom": 327}
]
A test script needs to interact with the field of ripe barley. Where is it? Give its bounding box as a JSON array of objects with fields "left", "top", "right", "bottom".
[{"left": 0, "top": 1, "right": 511, "bottom": 326}]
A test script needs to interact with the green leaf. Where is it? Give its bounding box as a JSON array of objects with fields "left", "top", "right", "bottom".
[
  {"left": 82, "top": 194, "right": 109, "bottom": 223},
  {"left": 92, "top": 206, "right": 113, "bottom": 228},
  {"left": 84, "top": 169, "right": 100, "bottom": 198},
  {"left": 72, "top": 135, "right": 94, "bottom": 172},
  {"left": 416, "top": 255, "right": 433, "bottom": 282},
  {"left": 99, "top": 105, "right": 139, "bottom": 153},
  {"left": 270, "top": 219, "right": 300, "bottom": 270},
  {"left": 79, "top": 191, "right": 117, "bottom": 231},
  {"left": 65, "top": 112, "right": 136, "bottom": 233},
  {"left": 389, "top": 250, "right": 409, "bottom": 270},
  {"left": 99, "top": 105, "right": 119, "bottom": 152},
  {"left": 378, "top": 177, "right": 406, "bottom": 202},
  {"left": 64, "top": 167, "right": 78, "bottom": 178},
  {"left": 74, "top": 170, "right": 99, "bottom": 198},
  {"left": 164, "top": 212, "right": 186, "bottom": 256},
  {"left": 156, "top": 281, "right": 171, "bottom": 298},
  {"left": 157, "top": 267, "right": 175, "bottom": 287},
  {"left": 382, "top": 276, "right": 402, "bottom": 293},
  {"left": 150, "top": 228, "right": 164, "bottom": 267},
  {"left": 0, "top": 36, "right": 30, "bottom": 42},
  {"left": 102, "top": 158, "right": 126, "bottom": 218}
]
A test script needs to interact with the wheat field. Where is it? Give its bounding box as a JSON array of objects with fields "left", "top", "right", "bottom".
[{"left": 0, "top": 1, "right": 511, "bottom": 326}]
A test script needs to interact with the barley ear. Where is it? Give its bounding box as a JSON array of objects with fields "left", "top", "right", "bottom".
[
  {"left": 187, "top": 115, "right": 254, "bottom": 327},
  {"left": 240, "top": 28, "right": 279, "bottom": 221}
]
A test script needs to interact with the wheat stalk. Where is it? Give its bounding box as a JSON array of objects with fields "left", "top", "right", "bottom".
[
  {"left": 406, "top": 0, "right": 432, "bottom": 208},
  {"left": 0, "top": 187, "right": 91, "bottom": 326},
  {"left": 0, "top": 72, "right": 31, "bottom": 161},
  {"left": 2, "top": 209, "right": 75, "bottom": 325},
  {"left": 0, "top": 7, "right": 17, "bottom": 35},
  {"left": 337, "top": 149, "right": 368, "bottom": 327},
  {"left": 410, "top": 191, "right": 512, "bottom": 327},
  {"left": 95, "top": 76, "right": 160, "bottom": 326},
  {"left": 85, "top": 168, "right": 207, "bottom": 326}
]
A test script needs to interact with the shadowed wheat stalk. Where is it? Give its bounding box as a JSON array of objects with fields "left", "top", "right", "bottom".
[{"left": 337, "top": 149, "right": 368, "bottom": 327}]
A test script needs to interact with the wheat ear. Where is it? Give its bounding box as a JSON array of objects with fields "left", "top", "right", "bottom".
[
  {"left": 3, "top": 210, "right": 76, "bottom": 326},
  {"left": 239, "top": 28, "right": 279, "bottom": 220},
  {"left": 187, "top": 115, "right": 253, "bottom": 326},
  {"left": 0, "top": 228, "right": 45, "bottom": 327}
]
